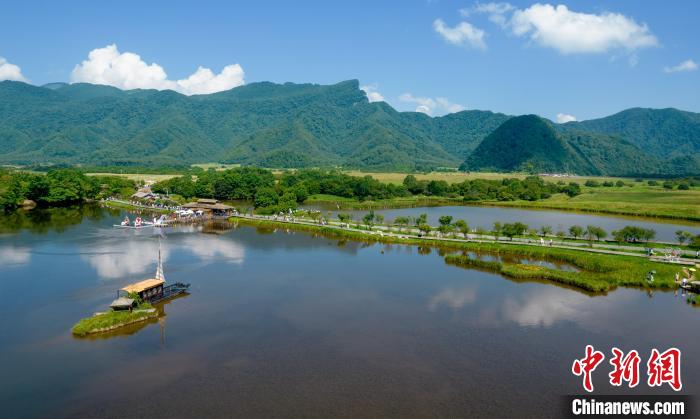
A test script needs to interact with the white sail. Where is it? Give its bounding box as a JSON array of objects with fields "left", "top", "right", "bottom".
[{"left": 155, "top": 246, "right": 165, "bottom": 282}]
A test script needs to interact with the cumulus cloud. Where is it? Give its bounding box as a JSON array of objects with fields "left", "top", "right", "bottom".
[
  {"left": 433, "top": 18, "right": 487, "bottom": 49},
  {"left": 508, "top": 4, "right": 658, "bottom": 54},
  {"left": 556, "top": 113, "right": 577, "bottom": 123},
  {"left": 71, "top": 44, "right": 245, "bottom": 95},
  {"left": 360, "top": 84, "right": 385, "bottom": 102},
  {"left": 0, "top": 57, "right": 28, "bottom": 82},
  {"left": 664, "top": 59, "right": 698, "bottom": 74},
  {"left": 399, "top": 93, "right": 465, "bottom": 116},
  {"left": 472, "top": 2, "right": 515, "bottom": 27}
]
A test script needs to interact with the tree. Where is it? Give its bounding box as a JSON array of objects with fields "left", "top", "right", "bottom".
[
  {"left": 690, "top": 234, "right": 700, "bottom": 249},
  {"left": 585, "top": 226, "right": 607, "bottom": 241},
  {"left": 569, "top": 225, "right": 583, "bottom": 240},
  {"left": 502, "top": 222, "right": 528, "bottom": 240},
  {"left": 393, "top": 216, "right": 410, "bottom": 232},
  {"left": 539, "top": 225, "right": 552, "bottom": 237},
  {"left": 437, "top": 216, "right": 454, "bottom": 235},
  {"left": 612, "top": 226, "right": 656, "bottom": 243},
  {"left": 337, "top": 213, "right": 352, "bottom": 224},
  {"left": 438, "top": 215, "right": 453, "bottom": 227},
  {"left": 292, "top": 184, "right": 309, "bottom": 202},
  {"left": 417, "top": 223, "right": 432, "bottom": 236},
  {"left": 676, "top": 230, "right": 693, "bottom": 245},
  {"left": 254, "top": 187, "right": 279, "bottom": 208},
  {"left": 363, "top": 211, "right": 375, "bottom": 230},
  {"left": 492, "top": 222, "right": 503, "bottom": 240},
  {"left": 278, "top": 192, "right": 298, "bottom": 211},
  {"left": 454, "top": 219, "right": 469, "bottom": 238},
  {"left": 562, "top": 182, "right": 581, "bottom": 197},
  {"left": 427, "top": 180, "right": 449, "bottom": 196},
  {"left": 415, "top": 213, "right": 428, "bottom": 226},
  {"left": 375, "top": 214, "right": 384, "bottom": 225}
]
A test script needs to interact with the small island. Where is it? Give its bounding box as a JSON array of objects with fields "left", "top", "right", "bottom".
[{"left": 72, "top": 247, "right": 189, "bottom": 337}]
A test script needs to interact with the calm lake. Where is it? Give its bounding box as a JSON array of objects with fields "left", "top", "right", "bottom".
[
  {"left": 1, "top": 206, "right": 698, "bottom": 418},
  {"left": 304, "top": 204, "right": 700, "bottom": 243}
]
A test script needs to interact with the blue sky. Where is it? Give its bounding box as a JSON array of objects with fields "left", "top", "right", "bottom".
[{"left": 1, "top": 0, "right": 699, "bottom": 121}]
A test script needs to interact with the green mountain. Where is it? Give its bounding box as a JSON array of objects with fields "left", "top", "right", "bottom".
[
  {"left": 0, "top": 79, "right": 698, "bottom": 175},
  {"left": 565, "top": 108, "right": 700, "bottom": 159},
  {"left": 461, "top": 115, "right": 681, "bottom": 176},
  {"left": 0, "top": 80, "right": 508, "bottom": 170}
]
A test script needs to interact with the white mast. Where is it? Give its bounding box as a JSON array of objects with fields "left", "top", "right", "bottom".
[{"left": 155, "top": 244, "right": 165, "bottom": 282}]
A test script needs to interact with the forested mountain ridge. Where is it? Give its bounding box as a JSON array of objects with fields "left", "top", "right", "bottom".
[
  {"left": 0, "top": 79, "right": 698, "bottom": 175},
  {"left": 462, "top": 115, "right": 698, "bottom": 176}
]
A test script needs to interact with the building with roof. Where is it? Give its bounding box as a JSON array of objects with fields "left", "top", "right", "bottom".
[{"left": 182, "top": 198, "right": 235, "bottom": 217}]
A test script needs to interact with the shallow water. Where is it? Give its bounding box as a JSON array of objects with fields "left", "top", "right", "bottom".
[
  {"left": 0, "top": 207, "right": 698, "bottom": 417},
  {"left": 304, "top": 204, "right": 700, "bottom": 243}
]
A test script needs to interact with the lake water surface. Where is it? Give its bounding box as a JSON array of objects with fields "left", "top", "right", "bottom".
[
  {"left": 1, "top": 206, "right": 698, "bottom": 417},
  {"left": 304, "top": 204, "right": 700, "bottom": 243}
]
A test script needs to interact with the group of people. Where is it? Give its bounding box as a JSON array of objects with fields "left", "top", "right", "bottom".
[{"left": 120, "top": 216, "right": 144, "bottom": 227}]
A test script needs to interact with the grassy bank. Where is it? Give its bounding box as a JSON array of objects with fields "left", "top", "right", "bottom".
[
  {"left": 307, "top": 189, "right": 700, "bottom": 221},
  {"left": 72, "top": 304, "right": 157, "bottom": 336},
  {"left": 481, "top": 187, "right": 700, "bottom": 221},
  {"left": 232, "top": 216, "right": 681, "bottom": 293}
]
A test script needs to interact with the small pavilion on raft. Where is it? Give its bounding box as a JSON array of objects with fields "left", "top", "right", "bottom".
[
  {"left": 181, "top": 198, "right": 235, "bottom": 217},
  {"left": 110, "top": 278, "right": 165, "bottom": 311}
]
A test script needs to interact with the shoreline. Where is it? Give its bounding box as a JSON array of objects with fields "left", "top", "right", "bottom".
[
  {"left": 306, "top": 196, "right": 700, "bottom": 224},
  {"left": 230, "top": 215, "right": 693, "bottom": 294}
]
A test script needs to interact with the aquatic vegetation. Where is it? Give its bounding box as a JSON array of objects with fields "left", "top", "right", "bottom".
[{"left": 71, "top": 303, "right": 157, "bottom": 337}]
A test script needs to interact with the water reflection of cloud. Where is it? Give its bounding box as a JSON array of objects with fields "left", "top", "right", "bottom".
[
  {"left": 0, "top": 246, "right": 31, "bottom": 266},
  {"left": 428, "top": 286, "right": 477, "bottom": 311},
  {"left": 181, "top": 236, "right": 244, "bottom": 264},
  {"left": 502, "top": 289, "right": 585, "bottom": 327},
  {"left": 82, "top": 240, "right": 167, "bottom": 279}
]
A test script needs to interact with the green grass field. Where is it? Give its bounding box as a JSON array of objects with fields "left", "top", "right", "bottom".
[{"left": 482, "top": 184, "right": 700, "bottom": 221}]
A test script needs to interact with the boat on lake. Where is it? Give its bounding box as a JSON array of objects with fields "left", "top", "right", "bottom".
[
  {"left": 110, "top": 246, "right": 190, "bottom": 310},
  {"left": 72, "top": 245, "right": 190, "bottom": 336}
]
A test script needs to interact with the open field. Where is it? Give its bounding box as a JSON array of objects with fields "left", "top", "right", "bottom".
[
  {"left": 86, "top": 173, "right": 180, "bottom": 182},
  {"left": 483, "top": 185, "right": 700, "bottom": 221},
  {"left": 342, "top": 170, "right": 640, "bottom": 185},
  {"left": 191, "top": 163, "right": 241, "bottom": 171}
]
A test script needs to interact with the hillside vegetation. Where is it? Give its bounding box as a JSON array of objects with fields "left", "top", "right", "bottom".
[{"left": 0, "top": 79, "right": 698, "bottom": 176}]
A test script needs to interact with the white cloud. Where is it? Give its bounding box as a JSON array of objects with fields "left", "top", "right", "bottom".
[
  {"left": 664, "top": 59, "right": 698, "bottom": 74},
  {"left": 70, "top": 44, "right": 245, "bottom": 95},
  {"left": 399, "top": 93, "right": 465, "bottom": 116},
  {"left": 433, "top": 18, "right": 487, "bottom": 49},
  {"left": 509, "top": 4, "right": 658, "bottom": 54},
  {"left": 0, "top": 57, "right": 28, "bottom": 82},
  {"left": 556, "top": 113, "right": 577, "bottom": 123},
  {"left": 473, "top": 2, "right": 515, "bottom": 27},
  {"left": 360, "top": 84, "right": 385, "bottom": 102}
]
